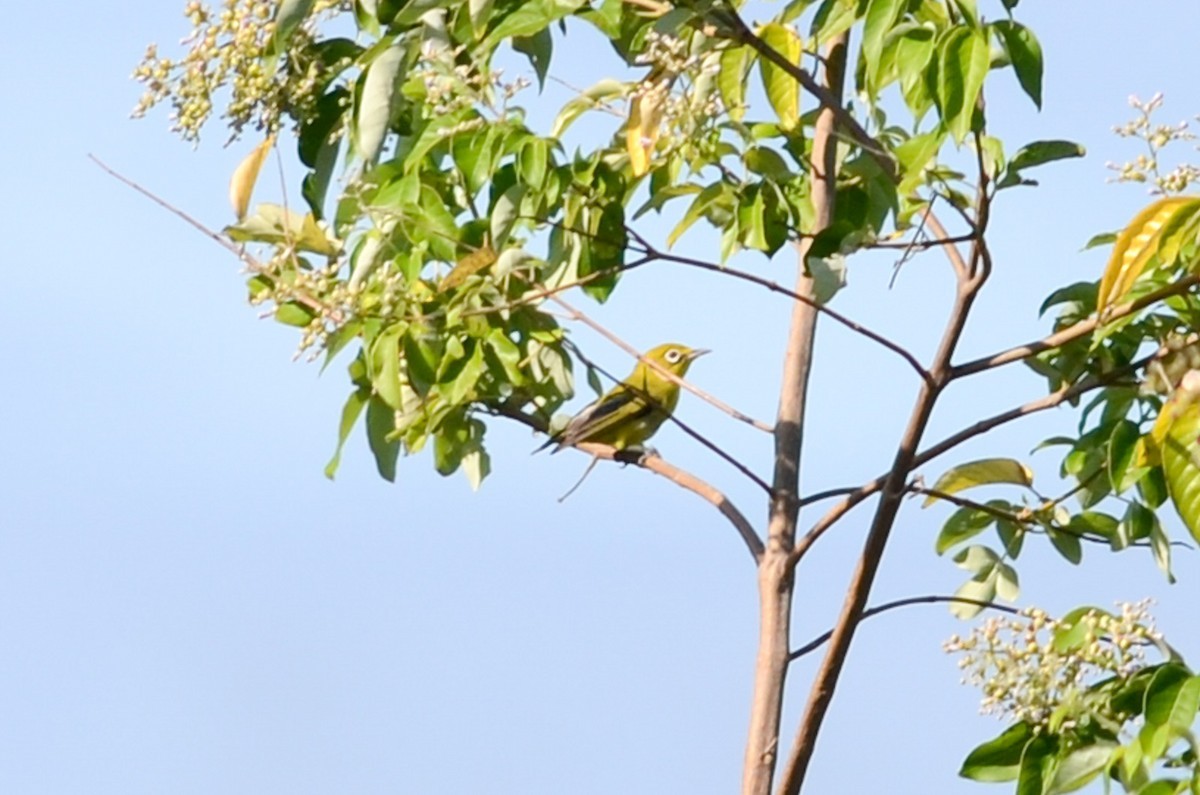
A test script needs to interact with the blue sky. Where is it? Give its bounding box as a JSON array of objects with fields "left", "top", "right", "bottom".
[{"left": 3, "top": 3, "right": 1200, "bottom": 794}]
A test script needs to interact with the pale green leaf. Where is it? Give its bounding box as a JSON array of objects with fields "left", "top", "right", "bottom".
[
  {"left": 366, "top": 394, "right": 400, "bottom": 482},
  {"left": 356, "top": 43, "right": 405, "bottom": 164},
  {"left": 325, "top": 388, "right": 369, "bottom": 479},
  {"left": 923, "top": 457, "right": 1034, "bottom": 506},
  {"left": 272, "top": 0, "right": 317, "bottom": 56},
  {"left": 862, "top": 0, "right": 905, "bottom": 89},
  {"left": 937, "top": 27, "right": 989, "bottom": 143},
  {"left": 719, "top": 47, "right": 750, "bottom": 121},
  {"left": 949, "top": 574, "right": 997, "bottom": 619},
  {"left": 757, "top": 22, "right": 801, "bottom": 130}
]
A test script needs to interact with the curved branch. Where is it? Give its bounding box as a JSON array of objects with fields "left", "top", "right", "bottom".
[
  {"left": 788, "top": 595, "right": 1021, "bottom": 661},
  {"left": 789, "top": 348, "right": 1158, "bottom": 571},
  {"left": 951, "top": 274, "right": 1200, "bottom": 379},
  {"left": 491, "top": 404, "right": 764, "bottom": 562},
  {"left": 626, "top": 239, "right": 933, "bottom": 384}
]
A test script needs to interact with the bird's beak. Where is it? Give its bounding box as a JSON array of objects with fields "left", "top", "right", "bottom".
[{"left": 688, "top": 348, "right": 711, "bottom": 360}]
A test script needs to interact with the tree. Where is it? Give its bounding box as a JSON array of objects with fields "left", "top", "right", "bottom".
[{"left": 128, "top": 1, "right": 1200, "bottom": 793}]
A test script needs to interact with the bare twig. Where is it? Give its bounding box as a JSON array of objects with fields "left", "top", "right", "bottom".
[
  {"left": 923, "top": 210, "right": 970, "bottom": 280},
  {"left": 89, "top": 154, "right": 336, "bottom": 320},
  {"left": 789, "top": 595, "right": 1021, "bottom": 661},
  {"left": 550, "top": 295, "right": 775, "bottom": 433},
  {"left": 629, "top": 244, "right": 933, "bottom": 385}
]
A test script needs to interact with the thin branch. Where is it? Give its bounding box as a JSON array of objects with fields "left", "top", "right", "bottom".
[
  {"left": 789, "top": 595, "right": 1021, "bottom": 661},
  {"left": 89, "top": 154, "right": 337, "bottom": 320},
  {"left": 923, "top": 209, "right": 970, "bottom": 280},
  {"left": 562, "top": 338, "right": 774, "bottom": 496},
  {"left": 915, "top": 350, "right": 1157, "bottom": 470},
  {"left": 490, "top": 403, "right": 764, "bottom": 561},
  {"left": 796, "top": 486, "right": 861, "bottom": 508},
  {"left": 457, "top": 256, "right": 655, "bottom": 319},
  {"left": 629, "top": 243, "right": 933, "bottom": 384},
  {"left": 549, "top": 295, "right": 775, "bottom": 433},
  {"left": 868, "top": 233, "right": 977, "bottom": 251},
  {"left": 951, "top": 274, "right": 1200, "bottom": 379},
  {"left": 790, "top": 349, "right": 1159, "bottom": 565}
]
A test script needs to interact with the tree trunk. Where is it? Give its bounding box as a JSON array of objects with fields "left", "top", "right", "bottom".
[{"left": 739, "top": 33, "right": 847, "bottom": 795}]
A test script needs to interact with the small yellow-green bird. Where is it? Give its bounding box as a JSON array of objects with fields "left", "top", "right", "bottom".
[{"left": 541, "top": 343, "right": 709, "bottom": 453}]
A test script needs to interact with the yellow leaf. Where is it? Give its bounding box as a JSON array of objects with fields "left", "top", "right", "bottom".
[
  {"left": 1096, "top": 196, "right": 1200, "bottom": 313},
  {"left": 229, "top": 135, "right": 276, "bottom": 221},
  {"left": 626, "top": 80, "right": 667, "bottom": 177},
  {"left": 1160, "top": 395, "right": 1200, "bottom": 544},
  {"left": 922, "top": 458, "right": 1034, "bottom": 507},
  {"left": 439, "top": 246, "right": 498, "bottom": 292},
  {"left": 757, "top": 22, "right": 801, "bottom": 131}
]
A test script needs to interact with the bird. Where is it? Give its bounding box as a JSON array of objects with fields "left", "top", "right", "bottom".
[{"left": 540, "top": 343, "right": 709, "bottom": 455}]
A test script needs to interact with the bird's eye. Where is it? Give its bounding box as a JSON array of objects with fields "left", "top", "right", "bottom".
[{"left": 665, "top": 349, "right": 682, "bottom": 364}]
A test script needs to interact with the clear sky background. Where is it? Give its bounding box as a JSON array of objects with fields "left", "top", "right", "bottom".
[{"left": 3, "top": 3, "right": 1199, "bottom": 794}]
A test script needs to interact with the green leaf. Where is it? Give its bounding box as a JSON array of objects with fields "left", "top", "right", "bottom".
[
  {"left": 366, "top": 394, "right": 400, "bottom": 482},
  {"left": 1145, "top": 670, "right": 1200, "bottom": 735},
  {"left": 513, "top": 28, "right": 553, "bottom": 90},
  {"left": 226, "top": 204, "right": 341, "bottom": 255},
  {"left": 491, "top": 184, "right": 525, "bottom": 249},
  {"left": 718, "top": 47, "right": 750, "bottom": 121},
  {"left": 924, "top": 458, "right": 1034, "bottom": 506},
  {"left": 995, "top": 562, "right": 1019, "bottom": 602},
  {"left": 960, "top": 722, "right": 1035, "bottom": 782},
  {"left": 936, "top": 27, "right": 989, "bottom": 143},
  {"left": 483, "top": 0, "right": 584, "bottom": 49},
  {"left": 1160, "top": 398, "right": 1200, "bottom": 545},
  {"left": 895, "top": 130, "right": 945, "bottom": 194},
  {"left": 935, "top": 505, "right": 996, "bottom": 555},
  {"left": 355, "top": 42, "right": 405, "bottom": 164},
  {"left": 949, "top": 575, "right": 996, "bottom": 619},
  {"left": 462, "top": 444, "right": 491, "bottom": 490},
  {"left": 953, "top": 544, "right": 999, "bottom": 575},
  {"left": 550, "top": 78, "right": 626, "bottom": 138},
  {"left": 862, "top": 0, "right": 906, "bottom": 90},
  {"left": 991, "top": 20, "right": 1043, "bottom": 109},
  {"left": 758, "top": 22, "right": 801, "bottom": 130},
  {"left": 999, "top": 140, "right": 1086, "bottom": 188},
  {"left": 1083, "top": 232, "right": 1118, "bottom": 250},
  {"left": 271, "top": 0, "right": 317, "bottom": 56},
  {"left": 1046, "top": 526, "right": 1083, "bottom": 564},
  {"left": 468, "top": 0, "right": 494, "bottom": 37},
  {"left": 668, "top": 182, "right": 732, "bottom": 248},
  {"left": 275, "top": 301, "right": 316, "bottom": 327},
  {"left": 325, "top": 388, "right": 369, "bottom": 479}
]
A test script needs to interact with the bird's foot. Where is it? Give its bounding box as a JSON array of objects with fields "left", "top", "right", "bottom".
[{"left": 614, "top": 445, "right": 658, "bottom": 466}]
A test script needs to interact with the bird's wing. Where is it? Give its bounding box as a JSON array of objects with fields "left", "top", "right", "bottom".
[{"left": 555, "top": 385, "right": 655, "bottom": 449}]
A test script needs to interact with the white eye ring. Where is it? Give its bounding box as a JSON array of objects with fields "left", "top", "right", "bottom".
[{"left": 665, "top": 349, "right": 682, "bottom": 364}]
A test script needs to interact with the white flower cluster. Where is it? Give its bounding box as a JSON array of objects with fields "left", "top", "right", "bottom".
[
  {"left": 1107, "top": 93, "right": 1200, "bottom": 194},
  {"left": 944, "top": 601, "right": 1162, "bottom": 730}
]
